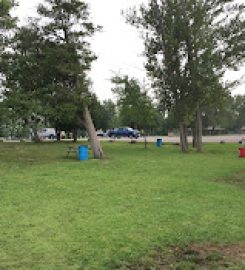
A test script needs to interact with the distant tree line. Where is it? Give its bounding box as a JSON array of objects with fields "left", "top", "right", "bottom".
[{"left": 167, "top": 94, "right": 245, "bottom": 134}]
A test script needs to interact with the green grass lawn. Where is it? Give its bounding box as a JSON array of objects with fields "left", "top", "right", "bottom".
[{"left": 0, "top": 142, "right": 244, "bottom": 270}]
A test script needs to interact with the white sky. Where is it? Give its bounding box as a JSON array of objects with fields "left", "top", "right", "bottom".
[{"left": 13, "top": 0, "right": 244, "bottom": 100}]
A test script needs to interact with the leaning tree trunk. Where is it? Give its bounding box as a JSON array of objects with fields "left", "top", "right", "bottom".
[
  {"left": 195, "top": 105, "right": 203, "bottom": 152},
  {"left": 179, "top": 122, "right": 189, "bottom": 152},
  {"left": 83, "top": 105, "right": 104, "bottom": 159}
]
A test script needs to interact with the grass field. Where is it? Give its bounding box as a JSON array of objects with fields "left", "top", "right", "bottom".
[{"left": 0, "top": 142, "right": 244, "bottom": 269}]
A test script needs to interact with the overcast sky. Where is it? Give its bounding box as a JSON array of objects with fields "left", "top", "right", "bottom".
[{"left": 14, "top": 0, "right": 244, "bottom": 100}]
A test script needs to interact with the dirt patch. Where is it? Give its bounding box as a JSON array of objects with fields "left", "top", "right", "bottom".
[
  {"left": 187, "top": 243, "right": 245, "bottom": 262},
  {"left": 119, "top": 244, "right": 245, "bottom": 270},
  {"left": 214, "top": 171, "right": 245, "bottom": 189},
  {"left": 172, "top": 244, "right": 245, "bottom": 269}
]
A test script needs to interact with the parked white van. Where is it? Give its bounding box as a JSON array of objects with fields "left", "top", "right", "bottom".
[{"left": 38, "top": 128, "right": 56, "bottom": 139}]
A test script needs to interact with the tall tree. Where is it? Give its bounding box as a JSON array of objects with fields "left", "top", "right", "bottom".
[
  {"left": 127, "top": 0, "right": 245, "bottom": 152},
  {"left": 127, "top": 1, "right": 193, "bottom": 151},
  {"left": 2, "top": 24, "right": 47, "bottom": 141},
  {"left": 0, "top": 0, "right": 24, "bottom": 139},
  {"left": 37, "top": 0, "right": 104, "bottom": 158},
  {"left": 180, "top": 0, "right": 244, "bottom": 151}
]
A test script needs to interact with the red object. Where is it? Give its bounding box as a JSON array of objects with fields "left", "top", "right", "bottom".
[{"left": 239, "top": 148, "right": 245, "bottom": 157}]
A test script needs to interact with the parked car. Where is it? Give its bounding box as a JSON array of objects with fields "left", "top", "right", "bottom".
[
  {"left": 38, "top": 128, "right": 56, "bottom": 139},
  {"left": 96, "top": 129, "right": 105, "bottom": 137},
  {"left": 107, "top": 127, "right": 140, "bottom": 138}
]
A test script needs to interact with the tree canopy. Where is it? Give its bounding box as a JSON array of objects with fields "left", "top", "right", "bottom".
[
  {"left": 111, "top": 75, "right": 162, "bottom": 133},
  {"left": 0, "top": 0, "right": 104, "bottom": 158},
  {"left": 127, "top": 0, "right": 245, "bottom": 152}
]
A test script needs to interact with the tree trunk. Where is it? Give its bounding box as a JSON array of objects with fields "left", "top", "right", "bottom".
[
  {"left": 179, "top": 122, "right": 188, "bottom": 152},
  {"left": 73, "top": 129, "right": 77, "bottom": 143},
  {"left": 195, "top": 105, "right": 203, "bottom": 152},
  {"left": 56, "top": 130, "right": 61, "bottom": 142},
  {"left": 143, "top": 130, "right": 148, "bottom": 149},
  {"left": 31, "top": 118, "right": 40, "bottom": 143},
  {"left": 192, "top": 125, "right": 197, "bottom": 148},
  {"left": 83, "top": 105, "right": 104, "bottom": 159}
]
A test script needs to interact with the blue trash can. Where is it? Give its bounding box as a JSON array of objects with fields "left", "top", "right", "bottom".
[
  {"left": 78, "top": 145, "right": 88, "bottom": 161},
  {"left": 156, "top": 138, "right": 163, "bottom": 147}
]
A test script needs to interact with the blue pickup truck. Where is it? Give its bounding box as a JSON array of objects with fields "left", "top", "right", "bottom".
[{"left": 107, "top": 127, "right": 140, "bottom": 138}]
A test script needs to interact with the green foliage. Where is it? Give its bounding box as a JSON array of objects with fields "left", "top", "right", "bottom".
[
  {"left": 36, "top": 0, "right": 99, "bottom": 129},
  {"left": 111, "top": 75, "right": 162, "bottom": 131},
  {"left": 89, "top": 95, "right": 118, "bottom": 130},
  {"left": 1, "top": 0, "right": 100, "bottom": 137},
  {"left": 3, "top": 25, "right": 44, "bottom": 112},
  {"left": 0, "top": 0, "right": 16, "bottom": 100},
  {"left": 101, "top": 99, "right": 119, "bottom": 129},
  {"left": 0, "top": 142, "right": 245, "bottom": 269},
  {"left": 0, "top": 101, "right": 31, "bottom": 138},
  {"left": 127, "top": 0, "right": 244, "bottom": 132},
  {"left": 0, "top": 100, "right": 8, "bottom": 136},
  {"left": 203, "top": 94, "right": 245, "bottom": 131},
  {"left": 233, "top": 95, "right": 245, "bottom": 129},
  {"left": 0, "top": 0, "right": 16, "bottom": 47},
  {"left": 128, "top": 0, "right": 194, "bottom": 123},
  {"left": 37, "top": 0, "right": 98, "bottom": 71},
  {"left": 1, "top": 24, "right": 49, "bottom": 138}
]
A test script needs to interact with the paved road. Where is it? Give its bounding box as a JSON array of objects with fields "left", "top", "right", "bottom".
[
  {"left": 100, "top": 135, "right": 245, "bottom": 143},
  {"left": 1, "top": 135, "right": 244, "bottom": 143}
]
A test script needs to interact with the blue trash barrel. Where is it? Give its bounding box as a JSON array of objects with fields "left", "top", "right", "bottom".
[
  {"left": 78, "top": 145, "right": 88, "bottom": 161},
  {"left": 156, "top": 138, "right": 163, "bottom": 147}
]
